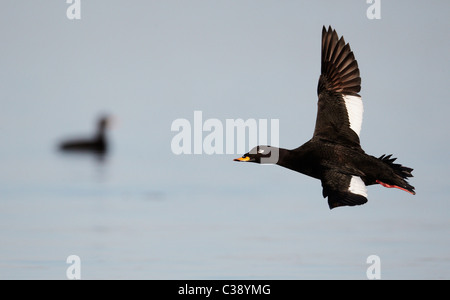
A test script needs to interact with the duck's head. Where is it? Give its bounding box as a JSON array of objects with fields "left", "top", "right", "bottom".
[
  {"left": 233, "top": 145, "right": 279, "bottom": 164},
  {"left": 97, "top": 115, "right": 118, "bottom": 136},
  {"left": 97, "top": 116, "right": 110, "bottom": 133}
]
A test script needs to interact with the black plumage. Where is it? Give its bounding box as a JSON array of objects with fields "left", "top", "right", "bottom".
[
  {"left": 234, "top": 26, "right": 415, "bottom": 209},
  {"left": 59, "top": 116, "right": 109, "bottom": 155}
]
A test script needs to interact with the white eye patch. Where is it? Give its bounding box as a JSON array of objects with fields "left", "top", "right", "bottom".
[{"left": 258, "top": 149, "right": 265, "bottom": 154}]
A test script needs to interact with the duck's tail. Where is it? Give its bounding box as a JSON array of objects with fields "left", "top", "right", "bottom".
[{"left": 376, "top": 154, "right": 416, "bottom": 195}]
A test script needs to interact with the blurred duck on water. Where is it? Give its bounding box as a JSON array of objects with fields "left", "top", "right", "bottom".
[{"left": 59, "top": 116, "right": 112, "bottom": 156}]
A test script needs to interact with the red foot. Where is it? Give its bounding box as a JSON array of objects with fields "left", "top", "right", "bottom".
[{"left": 376, "top": 180, "right": 415, "bottom": 195}]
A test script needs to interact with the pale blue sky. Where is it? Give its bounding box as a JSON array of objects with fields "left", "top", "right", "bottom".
[{"left": 2, "top": 0, "right": 449, "bottom": 190}]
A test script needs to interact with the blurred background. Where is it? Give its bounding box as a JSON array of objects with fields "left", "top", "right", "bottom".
[{"left": 0, "top": 0, "right": 449, "bottom": 279}]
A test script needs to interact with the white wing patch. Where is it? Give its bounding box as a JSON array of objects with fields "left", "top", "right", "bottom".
[
  {"left": 343, "top": 95, "right": 364, "bottom": 137},
  {"left": 349, "top": 176, "right": 368, "bottom": 198}
]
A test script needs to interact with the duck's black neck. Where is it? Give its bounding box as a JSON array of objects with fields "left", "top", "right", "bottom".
[
  {"left": 95, "top": 118, "right": 108, "bottom": 140},
  {"left": 271, "top": 147, "right": 291, "bottom": 166},
  {"left": 95, "top": 131, "right": 105, "bottom": 141},
  {"left": 96, "top": 124, "right": 107, "bottom": 139},
  {"left": 273, "top": 146, "right": 318, "bottom": 179}
]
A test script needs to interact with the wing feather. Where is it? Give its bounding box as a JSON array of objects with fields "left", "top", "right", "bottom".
[{"left": 313, "top": 26, "right": 363, "bottom": 148}]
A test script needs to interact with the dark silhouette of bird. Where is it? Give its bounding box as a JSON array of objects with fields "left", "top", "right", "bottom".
[
  {"left": 234, "top": 26, "right": 415, "bottom": 209},
  {"left": 59, "top": 116, "right": 110, "bottom": 155}
]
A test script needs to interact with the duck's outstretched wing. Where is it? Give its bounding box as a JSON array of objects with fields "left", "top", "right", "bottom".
[
  {"left": 321, "top": 170, "right": 368, "bottom": 209},
  {"left": 313, "top": 26, "right": 363, "bottom": 149}
]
